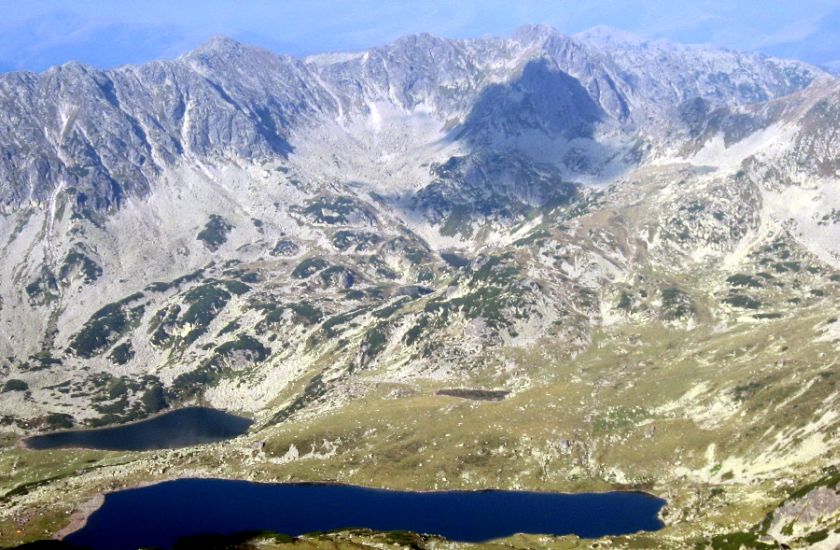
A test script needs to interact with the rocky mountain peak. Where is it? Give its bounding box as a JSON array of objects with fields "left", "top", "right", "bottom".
[
  {"left": 511, "top": 23, "right": 566, "bottom": 44},
  {"left": 194, "top": 35, "right": 245, "bottom": 53}
]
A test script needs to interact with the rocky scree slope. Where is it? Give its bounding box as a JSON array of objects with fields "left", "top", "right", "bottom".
[{"left": 0, "top": 24, "right": 837, "bottom": 446}]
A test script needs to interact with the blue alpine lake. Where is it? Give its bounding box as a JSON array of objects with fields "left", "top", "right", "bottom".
[
  {"left": 64, "top": 479, "right": 666, "bottom": 549},
  {"left": 24, "top": 407, "right": 252, "bottom": 451}
]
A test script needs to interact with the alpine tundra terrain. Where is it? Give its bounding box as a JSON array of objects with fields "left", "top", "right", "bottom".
[{"left": 2, "top": 23, "right": 840, "bottom": 548}]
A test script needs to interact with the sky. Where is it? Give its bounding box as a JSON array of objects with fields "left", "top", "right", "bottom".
[{"left": 1, "top": 0, "right": 839, "bottom": 73}]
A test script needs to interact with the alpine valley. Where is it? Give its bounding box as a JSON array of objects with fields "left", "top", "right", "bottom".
[{"left": 2, "top": 24, "right": 840, "bottom": 549}]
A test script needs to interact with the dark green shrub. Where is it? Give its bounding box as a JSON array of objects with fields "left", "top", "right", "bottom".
[{"left": 2, "top": 379, "right": 28, "bottom": 392}]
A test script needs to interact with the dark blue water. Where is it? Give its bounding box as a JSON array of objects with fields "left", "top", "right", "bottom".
[
  {"left": 24, "top": 407, "right": 252, "bottom": 451},
  {"left": 65, "top": 479, "right": 665, "bottom": 549}
]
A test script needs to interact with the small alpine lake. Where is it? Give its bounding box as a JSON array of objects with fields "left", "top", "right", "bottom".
[
  {"left": 23, "top": 407, "right": 252, "bottom": 451},
  {"left": 64, "top": 479, "right": 666, "bottom": 549}
]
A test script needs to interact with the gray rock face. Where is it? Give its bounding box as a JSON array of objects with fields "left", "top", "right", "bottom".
[
  {"left": 412, "top": 153, "right": 579, "bottom": 229},
  {"left": 0, "top": 38, "right": 336, "bottom": 210},
  {"left": 452, "top": 58, "right": 606, "bottom": 145},
  {"left": 1, "top": 25, "right": 840, "bottom": 429},
  {"left": 0, "top": 26, "right": 823, "bottom": 212}
]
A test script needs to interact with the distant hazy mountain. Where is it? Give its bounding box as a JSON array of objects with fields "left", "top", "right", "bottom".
[
  {"left": 761, "top": 9, "right": 840, "bottom": 73},
  {"left": 0, "top": 11, "right": 196, "bottom": 73}
]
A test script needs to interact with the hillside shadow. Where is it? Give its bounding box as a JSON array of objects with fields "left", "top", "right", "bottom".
[
  {"left": 446, "top": 57, "right": 606, "bottom": 147},
  {"left": 375, "top": 58, "right": 633, "bottom": 231}
]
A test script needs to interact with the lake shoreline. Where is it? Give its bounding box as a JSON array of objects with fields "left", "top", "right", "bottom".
[
  {"left": 56, "top": 475, "right": 666, "bottom": 543},
  {"left": 54, "top": 493, "right": 105, "bottom": 541},
  {"left": 19, "top": 405, "right": 254, "bottom": 451},
  {"left": 21, "top": 406, "right": 253, "bottom": 452}
]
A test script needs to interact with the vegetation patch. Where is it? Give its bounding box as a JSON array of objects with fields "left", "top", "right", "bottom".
[
  {"left": 292, "top": 257, "right": 330, "bottom": 279},
  {"left": 25, "top": 269, "right": 59, "bottom": 305},
  {"left": 661, "top": 287, "right": 695, "bottom": 320},
  {"left": 169, "top": 363, "right": 223, "bottom": 401},
  {"left": 783, "top": 467, "right": 840, "bottom": 502},
  {"left": 59, "top": 249, "right": 102, "bottom": 284},
  {"left": 724, "top": 294, "right": 762, "bottom": 310},
  {"left": 592, "top": 406, "right": 648, "bottom": 435},
  {"left": 563, "top": 189, "right": 604, "bottom": 219},
  {"left": 289, "top": 302, "right": 324, "bottom": 325},
  {"left": 732, "top": 380, "right": 764, "bottom": 401},
  {"left": 440, "top": 251, "right": 470, "bottom": 268},
  {"left": 753, "top": 312, "right": 783, "bottom": 320},
  {"left": 425, "top": 286, "right": 521, "bottom": 330},
  {"left": 218, "top": 321, "right": 240, "bottom": 337},
  {"left": 171, "top": 531, "right": 295, "bottom": 549},
  {"left": 140, "top": 382, "right": 167, "bottom": 414},
  {"left": 308, "top": 306, "right": 372, "bottom": 349},
  {"left": 223, "top": 268, "right": 260, "bottom": 284},
  {"left": 24, "top": 352, "right": 63, "bottom": 371},
  {"left": 170, "top": 336, "right": 269, "bottom": 401},
  {"left": 801, "top": 529, "right": 829, "bottom": 544},
  {"left": 381, "top": 530, "right": 428, "bottom": 548},
  {"left": 300, "top": 196, "right": 376, "bottom": 225},
  {"left": 270, "top": 373, "right": 328, "bottom": 424},
  {"left": 108, "top": 342, "right": 134, "bottom": 365},
  {"left": 372, "top": 297, "right": 409, "bottom": 320},
  {"left": 270, "top": 239, "right": 299, "bottom": 257},
  {"left": 2, "top": 379, "right": 29, "bottom": 393},
  {"left": 87, "top": 374, "right": 168, "bottom": 425},
  {"left": 221, "top": 279, "right": 251, "bottom": 295},
  {"left": 403, "top": 315, "right": 430, "bottom": 346},
  {"left": 215, "top": 335, "right": 270, "bottom": 363},
  {"left": 319, "top": 265, "right": 356, "bottom": 288},
  {"left": 180, "top": 283, "right": 234, "bottom": 344},
  {"left": 197, "top": 214, "right": 234, "bottom": 251},
  {"left": 357, "top": 326, "right": 388, "bottom": 367},
  {"left": 422, "top": 257, "right": 527, "bottom": 332},
  {"left": 367, "top": 255, "right": 399, "bottom": 280},
  {"left": 150, "top": 304, "right": 182, "bottom": 347},
  {"left": 253, "top": 301, "right": 324, "bottom": 332},
  {"left": 726, "top": 274, "right": 763, "bottom": 288},
  {"left": 617, "top": 291, "right": 634, "bottom": 312},
  {"left": 150, "top": 279, "right": 246, "bottom": 348},
  {"left": 512, "top": 228, "right": 550, "bottom": 247},
  {"left": 146, "top": 269, "right": 205, "bottom": 293},
  {"left": 439, "top": 205, "right": 472, "bottom": 237},
  {"left": 705, "top": 531, "right": 774, "bottom": 549},
  {"left": 331, "top": 230, "right": 382, "bottom": 251},
  {"left": 468, "top": 254, "right": 520, "bottom": 286},
  {"left": 69, "top": 293, "right": 145, "bottom": 358},
  {"left": 384, "top": 237, "right": 431, "bottom": 265},
  {"left": 44, "top": 413, "right": 75, "bottom": 430}
]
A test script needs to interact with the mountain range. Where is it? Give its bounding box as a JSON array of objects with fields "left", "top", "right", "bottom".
[{"left": 2, "top": 24, "right": 840, "bottom": 549}]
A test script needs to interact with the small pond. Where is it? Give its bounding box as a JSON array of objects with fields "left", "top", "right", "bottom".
[{"left": 65, "top": 479, "right": 666, "bottom": 549}]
